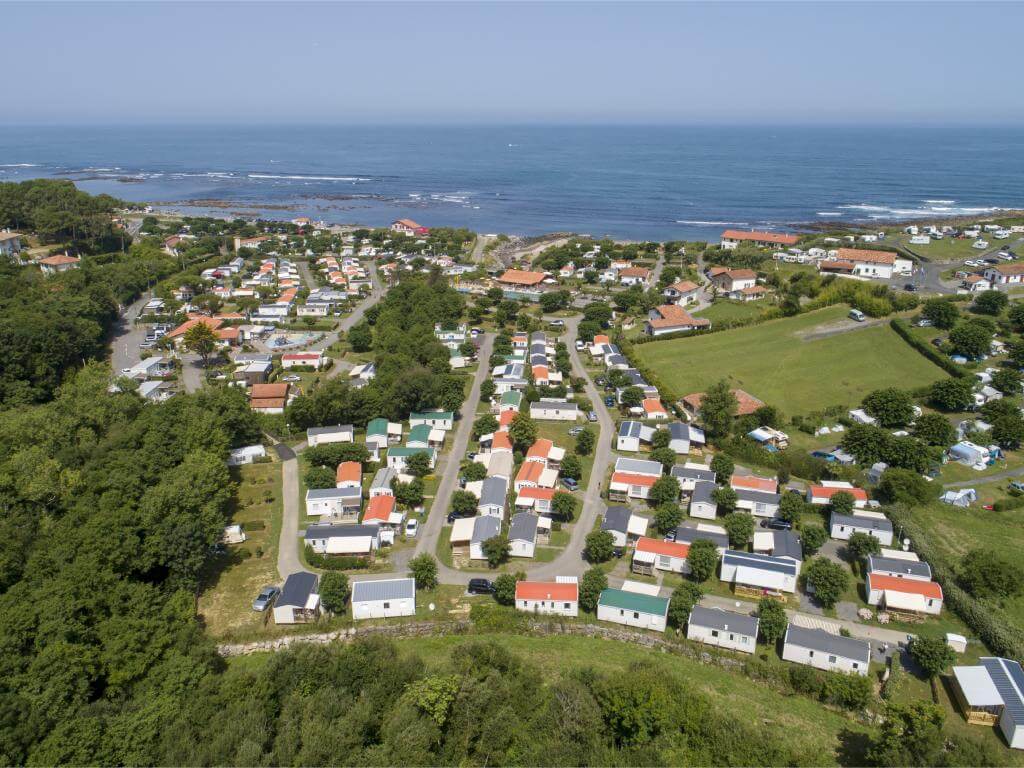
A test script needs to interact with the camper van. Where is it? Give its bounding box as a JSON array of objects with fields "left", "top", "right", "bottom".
[{"left": 849, "top": 309, "right": 866, "bottom": 322}]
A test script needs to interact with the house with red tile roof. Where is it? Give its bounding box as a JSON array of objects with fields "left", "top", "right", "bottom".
[
  {"left": 632, "top": 536, "right": 690, "bottom": 574},
  {"left": 645, "top": 304, "right": 711, "bottom": 337},
  {"left": 721, "top": 230, "right": 799, "bottom": 249},
  {"left": 663, "top": 279, "right": 701, "bottom": 305},
  {"left": 682, "top": 388, "right": 764, "bottom": 418},
  {"left": 709, "top": 268, "right": 758, "bottom": 295},
  {"left": 807, "top": 482, "right": 869, "bottom": 508},
  {"left": 498, "top": 269, "right": 547, "bottom": 287},
  {"left": 515, "top": 580, "right": 578, "bottom": 617},
  {"left": 865, "top": 573, "right": 943, "bottom": 615},
  {"left": 38, "top": 253, "right": 81, "bottom": 274},
  {"left": 249, "top": 382, "right": 290, "bottom": 413}
]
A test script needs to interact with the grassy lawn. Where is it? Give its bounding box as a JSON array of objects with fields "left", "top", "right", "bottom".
[
  {"left": 693, "top": 299, "right": 769, "bottom": 324},
  {"left": 197, "top": 460, "right": 283, "bottom": 641},
  {"left": 893, "top": 234, "right": 993, "bottom": 263},
  {"left": 632, "top": 305, "right": 949, "bottom": 415}
]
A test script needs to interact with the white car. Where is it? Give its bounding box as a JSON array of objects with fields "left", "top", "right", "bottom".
[
  {"left": 121, "top": 367, "right": 132, "bottom": 374},
  {"left": 405, "top": 519, "right": 419, "bottom": 538},
  {"left": 281, "top": 374, "right": 301, "bottom": 382}
]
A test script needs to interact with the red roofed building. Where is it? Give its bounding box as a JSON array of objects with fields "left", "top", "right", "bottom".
[
  {"left": 166, "top": 316, "right": 224, "bottom": 343},
  {"left": 710, "top": 268, "right": 758, "bottom": 295},
  {"left": 335, "top": 461, "right": 362, "bottom": 489},
  {"left": 282, "top": 351, "right": 325, "bottom": 370},
  {"left": 249, "top": 382, "right": 290, "bottom": 413},
  {"left": 498, "top": 410, "right": 517, "bottom": 429},
  {"left": 216, "top": 326, "right": 240, "bottom": 346},
  {"left": 38, "top": 253, "right": 82, "bottom": 274},
  {"left": 731, "top": 474, "right": 778, "bottom": 493},
  {"left": 865, "top": 573, "right": 943, "bottom": 615},
  {"left": 363, "top": 494, "right": 403, "bottom": 527},
  {"left": 821, "top": 248, "right": 911, "bottom": 280},
  {"left": 642, "top": 398, "right": 668, "bottom": 420},
  {"left": 515, "top": 580, "right": 578, "bottom": 617},
  {"left": 609, "top": 471, "right": 658, "bottom": 500},
  {"left": 489, "top": 430, "right": 513, "bottom": 453},
  {"left": 525, "top": 438, "right": 565, "bottom": 468},
  {"left": 682, "top": 388, "right": 764, "bottom": 418},
  {"left": 498, "top": 269, "right": 547, "bottom": 286},
  {"left": 663, "top": 279, "right": 701, "bottom": 305},
  {"left": 645, "top": 304, "right": 711, "bottom": 337},
  {"left": 618, "top": 266, "right": 651, "bottom": 286},
  {"left": 514, "top": 485, "right": 555, "bottom": 514},
  {"left": 390, "top": 219, "right": 429, "bottom": 236},
  {"left": 721, "top": 230, "right": 799, "bottom": 249},
  {"left": 807, "top": 483, "right": 869, "bottom": 508},
  {"left": 633, "top": 536, "right": 691, "bottom": 574}
]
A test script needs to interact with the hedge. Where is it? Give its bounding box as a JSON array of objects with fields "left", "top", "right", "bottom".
[
  {"left": 890, "top": 318, "right": 966, "bottom": 378},
  {"left": 304, "top": 546, "right": 374, "bottom": 571}
]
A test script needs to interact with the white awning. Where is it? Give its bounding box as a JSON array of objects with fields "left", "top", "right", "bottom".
[
  {"left": 752, "top": 531, "right": 774, "bottom": 552},
  {"left": 627, "top": 515, "right": 650, "bottom": 537},
  {"left": 953, "top": 666, "right": 1002, "bottom": 707},
  {"left": 450, "top": 517, "right": 475, "bottom": 545},
  {"left": 325, "top": 537, "right": 373, "bottom": 555},
  {"left": 883, "top": 589, "right": 927, "bottom": 612},
  {"left": 632, "top": 549, "right": 657, "bottom": 565},
  {"left": 735, "top": 565, "right": 787, "bottom": 590}
]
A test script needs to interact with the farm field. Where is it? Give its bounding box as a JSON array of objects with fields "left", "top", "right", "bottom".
[{"left": 633, "top": 306, "right": 949, "bottom": 415}]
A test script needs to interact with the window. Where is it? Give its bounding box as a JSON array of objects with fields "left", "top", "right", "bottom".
[
  {"left": 711, "top": 630, "right": 719, "bottom": 638},
  {"left": 852, "top": 663, "right": 859, "bottom": 669},
  {"left": 809, "top": 651, "right": 814, "bottom": 657},
  {"left": 828, "top": 655, "right": 837, "bottom": 663},
  {"left": 563, "top": 603, "right": 570, "bottom": 609},
  {"left": 633, "top": 612, "right": 639, "bottom": 619},
  {"left": 383, "top": 602, "right": 390, "bottom": 609}
]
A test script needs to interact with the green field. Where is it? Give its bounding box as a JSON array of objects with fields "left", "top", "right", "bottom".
[
  {"left": 634, "top": 306, "right": 949, "bottom": 415},
  {"left": 694, "top": 299, "right": 768, "bottom": 324}
]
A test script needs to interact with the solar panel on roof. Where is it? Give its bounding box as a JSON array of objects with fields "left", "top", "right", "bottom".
[{"left": 983, "top": 658, "right": 1024, "bottom": 722}]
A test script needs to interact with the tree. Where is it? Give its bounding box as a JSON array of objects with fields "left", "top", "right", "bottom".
[
  {"left": 551, "top": 490, "right": 578, "bottom": 522},
  {"left": 450, "top": 490, "right": 478, "bottom": 518},
  {"left": 574, "top": 428, "right": 595, "bottom": 456},
  {"left": 482, "top": 535, "right": 510, "bottom": 568},
  {"left": 928, "top": 377, "right": 974, "bottom": 411},
  {"left": 949, "top": 319, "right": 993, "bottom": 359},
  {"left": 347, "top": 320, "right": 373, "bottom": 352},
  {"left": 912, "top": 412, "right": 955, "bottom": 447},
  {"left": 653, "top": 503, "right": 683, "bottom": 535},
  {"left": 405, "top": 452, "right": 431, "bottom": 477},
  {"left": 304, "top": 464, "right": 336, "bottom": 489},
  {"left": 408, "top": 553, "right": 439, "bottom": 589},
  {"left": 866, "top": 701, "right": 946, "bottom": 768},
  {"left": 319, "top": 571, "right": 350, "bottom": 613},
  {"left": 877, "top": 468, "right": 934, "bottom": 505},
  {"left": 723, "top": 511, "right": 754, "bottom": 548},
  {"left": 393, "top": 476, "right": 424, "bottom": 508},
  {"left": 713, "top": 486, "right": 738, "bottom": 514},
  {"left": 758, "top": 598, "right": 788, "bottom": 645},
  {"left": 991, "top": 415, "right": 1024, "bottom": 450},
  {"left": 619, "top": 386, "right": 644, "bottom": 409},
  {"left": 493, "top": 572, "right": 524, "bottom": 606},
  {"left": 921, "top": 299, "right": 959, "bottom": 330},
  {"left": 800, "top": 525, "right": 827, "bottom": 556},
  {"left": 305, "top": 442, "right": 371, "bottom": 468},
  {"left": 507, "top": 411, "right": 538, "bottom": 452},
  {"left": 700, "top": 380, "right": 738, "bottom": 438},
  {"left": 805, "top": 557, "right": 850, "bottom": 609},
  {"left": 909, "top": 637, "right": 956, "bottom": 679},
  {"left": 828, "top": 490, "right": 856, "bottom": 517},
  {"left": 778, "top": 492, "right": 806, "bottom": 524},
  {"left": 847, "top": 531, "right": 882, "bottom": 562},
  {"left": 991, "top": 368, "right": 1022, "bottom": 396},
  {"left": 1010, "top": 302, "right": 1024, "bottom": 331},
  {"left": 579, "top": 566, "right": 608, "bottom": 613},
  {"left": 687, "top": 539, "right": 719, "bottom": 582},
  {"left": 480, "top": 379, "right": 497, "bottom": 401},
  {"left": 667, "top": 582, "right": 703, "bottom": 627},
  {"left": 651, "top": 428, "right": 671, "bottom": 450},
  {"left": 462, "top": 461, "right": 487, "bottom": 482},
  {"left": 559, "top": 453, "right": 583, "bottom": 480},
  {"left": 862, "top": 388, "right": 915, "bottom": 428},
  {"left": 972, "top": 290, "right": 1009, "bottom": 316},
  {"left": 650, "top": 447, "right": 676, "bottom": 471},
  {"left": 472, "top": 414, "right": 498, "bottom": 439},
  {"left": 648, "top": 476, "right": 680, "bottom": 507},
  {"left": 959, "top": 548, "right": 1024, "bottom": 599},
  {"left": 710, "top": 453, "right": 734, "bottom": 482},
  {"left": 584, "top": 530, "right": 616, "bottom": 563},
  {"left": 182, "top": 322, "right": 219, "bottom": 368}
]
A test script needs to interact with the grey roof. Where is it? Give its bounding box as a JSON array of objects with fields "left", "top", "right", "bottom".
[
  {"left": 772, "top": 530, "right": 803, "bottom": 561},
  {"left": 307, "top": 424, "right": 353, "bottom": 437},
  {"left": 785, "top": 625, "right": 871, "bottom": 663},
  {"left": 480, "top": 476, "right": 509, "bottom": 508},
  {"left": 615, "top": 456, "right": 662, "bottom": 476},
  {"left": 831, "top": 512, "right": 893, "bottom": 534},
  {"left": 371, "top": 467, "right": 397, "bottom": 490},
  {"left": 279, "top": 572, "right": 318, "bottom": 607},
  {"left": 867, "top": 555, "right": 931, "bottom": 578},
  {"left": 722, "top": 549, "right": 799, "bottom": 576},
  {"left": 735, "top": 488, "right": 781, "bottom": 504},
  {"left": 306, "top": 486, "right": 361, "bottom": 500},
  {"left": 689, "top": 605, "right": 759, "bottom": 637},
  {"left": 351, "top": 577, "right": 416, "bottom": 603},
  {"left": 602, "top": 505, "right": 632, "bottom": 534},
  {"left": 672, "top": 465, "right": 716, "bottom": 483},
  {"left": 530, "top": 331, "right": 546, "bottom": 342},
  {"left": 619, "top": 420, "right": 643, "bottom": 438},
  {"left": 533, "top": 399, "right": 578, "bottom": 412},
  {"left": 980, "top": 658, "right": 1024, "bottom": 727},
  {"left": 304, "top": 524, "right": 379, "bottom": 541},
  {"left": 233, "top": 353, "right": 273, "bottom": 364},
  {"left": 606, "top": 354, "right": 628, "bottom": 366},
  {"left": 674, "top": 525, "right": 728, "bottom": 549},
  {"left": 623, "top": 369, "right": 647, "bottom": 385},
  {"left": 472, "top": 515, "right": 501, "bottom": 544},
  {"left": 691, "top": 480, "right": 717, "bottom": 505},
  {"left": 509, "top": 512, "right": 539, "bottom": 542}
]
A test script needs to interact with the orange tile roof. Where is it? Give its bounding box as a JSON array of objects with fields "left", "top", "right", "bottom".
[
  {"left": 836, "top": 248, "right": 897, "bottom": 265},
  {"left": 636, "top": 536, "right": 690, "bottom": 558},
  {"left": 619, "top": 266, "right": 651, "bottom": 278},
  {"left": 516, "top": 581, "right": 578, "bottom": 601},
  {"left": 667, "top": 280, "right": 699, "bottom": 293},
  {"left": 39, "top": 254, "right": 81, "bottom": 266},
  {"left": 516, "top": 461, "right": 545, "bottom": 484},
  {"left": 593, "top": 334, "right": 610, "bottom": 345},
  {"left": 740, "top": 285, "right": 768, "bottom": 296},
  {"left": 642, "top": 398, "right": 667, "bottom": 414},
  {"left": 532, "top": 365, "right": 549, "bottom": 380},
  {"left": 167, "top": 316, "right": 223, "bottom": 339},
  {"left": 336, "top": 461, "right": 361, "bottom": 484},
  {"left": 683, "top": 388, "right": 763, "bottom": 416},
  {"left": 611, "top": 471, "right": 657, "bottom": 488},
  {"left": 722, "top": 229, "right": 799, "bottom": 246},
  {"left": 526, "top": 439, "right": 553, "bottom": 460},
  {"left": 722, "top": 268, "right": 757, "bottom": 280},
  {"left": 868, "top": 573, "right": 943, "bottom": 600},
  {"left": 648, "top": 304, "right": 710, "bottom": 329},
  {"left": 363, "top": 494, "right": 396, "bottom": 522},
  {"left": 517, "top": 486, "right": 555, "bottom": 501},
  {"left": 491, "top": 431, "right": 512, "bottom": 451},
  {"left": 731, "top": 474, "right": 777, "bottom": 493},
  {"left": 498, "top": 410, "right": 517, "bottom": 428},
  {"left": 820, "top": 259, "right": 857, "bottom": 272},
  {"left": 808, "top": 484, "right": 868, "bottom": 502},
  {"left": 992, "top": 263, "right": 1024, "bottom": 276},
  {"left": 393, "top": 218, "right": 421, "bottom": 229},
  {"left": 251, "top": 383, "right": 289, "bottom": 399},
  {"left": 498, "top": 269, "right": 546, "bottom": 286}
]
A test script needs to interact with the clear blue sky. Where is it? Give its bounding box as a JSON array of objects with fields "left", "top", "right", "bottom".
[{"left": 7, "top": 1, "right": 1022, "bottom": 124}]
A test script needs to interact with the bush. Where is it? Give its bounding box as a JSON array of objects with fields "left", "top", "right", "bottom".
[
  {"left": 890, "top": 318, "right": 966, "bottom": 378},
  {"left": 304, "top": 547, "right": 372, "bottom": 571}
]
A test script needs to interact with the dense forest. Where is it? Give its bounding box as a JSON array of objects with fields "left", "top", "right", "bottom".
[{"left": 0, "top": 179, "right": 123, "bottom": 248}]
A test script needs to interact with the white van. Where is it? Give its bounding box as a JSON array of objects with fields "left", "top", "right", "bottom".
[{"left": 849, "top": 309, "right": 866, "bottom": 322}]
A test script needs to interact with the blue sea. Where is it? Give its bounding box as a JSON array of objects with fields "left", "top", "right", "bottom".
[{"left": 1, "top": 124, "right": 1023, "bottom": 241}]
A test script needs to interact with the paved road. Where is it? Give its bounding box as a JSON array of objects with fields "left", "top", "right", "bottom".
[
  {"left": 273, "top": 441, "right": 302, "bottom": 580},
  {"left": 109, "top": 295, "right": 152, "bottom": 375},
  {"left": 943, "top": 466, "right": 1024, "bottom": 489},
  {"left": 325, "top": 261, "right": 384, "bottom": 379}
]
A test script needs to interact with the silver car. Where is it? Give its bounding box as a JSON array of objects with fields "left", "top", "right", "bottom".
[{"left": 252, "top": 585, "right": 280, "bottom": 612}]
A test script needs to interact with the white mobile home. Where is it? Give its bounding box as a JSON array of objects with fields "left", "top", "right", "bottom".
[
  {"left": 273, "top": 572, "right": 320, "bottom": 625},
  {"left": 687, "top": 605, "right": 759, "bottom": 654},
  {"left": 829, "top": 511, "right": 894, "bottom": 547},
  {"left": 782, "top": 625, "right": 871, "bottom": 676},
  {"left": 515, "top": 579, "right": 579, "bottom": 617},
  {"left": 351, "top": 578, "right": 416, "bottom": 620},
  {"left": 306, "top": 424, "right": 354, "bottom": 447},
  {"left": 720, "top": 550, "right": 798, "bottom": 595},
  {"left": 596, "top": 588, "right": 669, "bottom": 632}
]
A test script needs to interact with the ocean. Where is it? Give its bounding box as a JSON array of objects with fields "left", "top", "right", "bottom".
[{"left": 1, "top": 124, "right": 1023, "bottom": 241}]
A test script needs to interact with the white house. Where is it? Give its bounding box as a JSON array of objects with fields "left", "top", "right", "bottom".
[
  {"left": 984, "top": 263, "right": 1024, "bottom": 285},
  {"left": 632, "top": 536, "right": 689, "bottom": 575},
  {"left": 477, "top": 475, "right": 509, "bottom": 519},
  {"left": 596, "top": 588, "right": 669, "bottom": 632},
  {"left": 671, "top": 463, "right": 717, "bottom": 493},
  {"left": 351, "top": 578, "right": 416, "bottom": 620},
  {"left": 720, "top": 550, "right": 798, "bottom": 595},
  {"left": 601, "top": 506, "right": 650, "bottom": 548},
  {"left": 409, "top": 410, "right": 455, "bottom": 431},
  {"left": 688, "top": 481, "right": 719, "bottom": 519},
  {"left": 282, "top": 352, "right": 325, "bottom": 370},
  {"left": 865, "top": 573, "right": 943, "bottom": 616},
  {"left": 227, "top": 444, "right": 267, "bottom": 466},
  {"left": 807, "top": 481, "right": 869, "bottom": 509},
  {"left": 509, "top": 512, "right": 539, "bottom": 558},
  {"left": 866, "top": 554, "right": 932, "bottom": 580},
  {"left": 273, "top": 572, "right": 320, "bottom": 624},
  {"left": 686, "top": 605, "right": 759, "bottom": 654},
  {"left": 304, "top": 487, "right": 362, "bottom": 520},
  {"left": 306, "top": 424, "right": 354, "bottom": 447},
  {"left": 529, "top": 399, "right": 579, "bottom": 421},
  {"left": 829, "top": 511, "right": 894, "bottom": 547},
  {"left": 515, "top": 579, "right": 579, "bottom": 617},
  {"left": 469, "top": 516, "right": 502, "bottom": 561},
  {"left": 782, "top": 625, "right": 871, "bottom": 676},
  {"left": 609, "top": 457, "right": 663, "bottom": 502},
  {"left": 617, "top": 420, "right": 655, "bottom": 452},
  {"left": 303, "top": 523, "right": 379, "bottom": 556}
]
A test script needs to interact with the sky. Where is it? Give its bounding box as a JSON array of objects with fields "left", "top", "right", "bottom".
[{"left": 6, "top": 1, "right": 1024, "bottom": 124}]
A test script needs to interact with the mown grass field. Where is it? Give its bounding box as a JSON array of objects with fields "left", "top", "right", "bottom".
[
  {"left": 693, "top": 299, "right": 768, "bottom": 324},
  {"left": 633, "top": 306, "right": 949, "bottom": 415}
]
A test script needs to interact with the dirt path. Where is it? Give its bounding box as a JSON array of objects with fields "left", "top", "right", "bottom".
[{"left": 795, "top": 315, "right": 888, "bottom": 342}]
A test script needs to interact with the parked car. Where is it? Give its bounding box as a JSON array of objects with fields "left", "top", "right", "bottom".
[
  {"left": 561, "top": 477, "right": 579, "bottom": 491},
  {"left": 252, "top": 586, "right": 280, "bottom": 612},
  {"left": 447, "top": 509, "right": 476, "bottom": 524},
  {"left": 915, "top": 318, "right": 933, "bottom": 327},
  {"left": 761, "top": 518, "right": 793, "bottom": 531},
  {"left": 568, "top": 427, "right": 583, "bottom": 436},
  {"left": 467, "top": 578, "right": 494, "bottom": 595},
  {"left": 1010, "top": 481, "right": 1024, "bottom": 492},
  {"left": 281, "top": 374, "right": 301, "bottom": 382},
  {"left": 139, "top": 341, "right": 155, "bottom": 349},
  {"left": 604, "top": 396, "right": 616, "bottom": 407},
  {"left": 575, "top": 340, "right": 586, "bottom": 350},
  {"left": 587, "top": 411, "right": 598, "bottom": 422},
  {"left": 405, "top": 519, "right": 419, "bottom": 538},
  {"left": 549, "top": 319, "right": 565, "bottom": 328}
]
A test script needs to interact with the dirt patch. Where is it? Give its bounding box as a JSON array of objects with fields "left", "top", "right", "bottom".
[{"left": 795, "top": 317, "right": 886, "bottom": 342}]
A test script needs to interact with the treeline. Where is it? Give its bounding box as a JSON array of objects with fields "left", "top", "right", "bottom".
[
  {"left": 288, "top": 274, "right": 468, "bottom": 428},
  {"left": 0, "top": 178, "right": 122, "bottom": 249},
  {"left": 0, "top": 364, "right": 262, "bottom": 764},
  {"left": 0, "top": 244, "right": 180, "bottom": 406}
]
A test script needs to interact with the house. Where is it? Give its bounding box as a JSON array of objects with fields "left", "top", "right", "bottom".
[
  {"left": 351, "top": 578, "right": 416, "bottom": 620},
  {"left": 983, "top": 263, "right": 1024, "bottom": 285},
  {"left": 597, "top": 588, "right": 669, "bottom": 632},
  {"left": 362, "top": 494, "right": 404, "bottom": 527},
  {"left": 807, "top": 482, "right": 869, "bottom": 508},
  {"left": 667, "top": 422, "right": 705, "bottom": 454},
  {"left": 304, "top": 523, "right": 379, "bottom": 556},
  {"left": 306, "top": 424, "right": 354, "bottom": 447},
  {"left": 335, "top": 461, "right": 362, "bottom": 489},
  {"left": 273, "top": 572, "right": 320, "bottom": 625},
  {"left": 478, "top": 475, "right": 509, "bottom": 518},
  {"left": 866, "top": 554, "right": 932, "bottom": 581},
  {"left": 734, "top": 487, "right": 781, "bottom": 518},
  {"left": 632, "top": 536, "right": 689, "bottom": 575},
  {"left": 386, "top": 446, "right": 436, "bottom": 472},
  {"left": 601, "top": 505, "right": 650, "bottom": 548},
  {"left": 513, "top": 460, "right": 558, "bottom": 493},
  {"left": 514, "top": 486, "right": 554, "bottom": 514},
  {"left": 688, "top": 480, "right": 719, "bottom": 519},
  {"left": 952, "top": 658, "right": 1024, "bottom": 747},
  {"left": 366, "top": 418, "right": 403, "bottom": 456},
  {"left": 497, "top": 390, "right": 523, "bottom": 412},
  {"left": 515, "top": 579, "right": 579, "bottom": 617},
  {"left": 227, "top": 444, "right": 267, "bottom": 466},
  {"left": 782, "top": 626, "right": 871, "bottom": 676},
  {"left": 963, "top": 274, "right": 992, "bottom": 292},
  {"left": 941, "top": 488, "right": 978, "bottom": 507},
  {"left": 687, "top": 606, "right": 759, "bottom": 654},
  {"left": 865, "top": 572, "right": 943, "bottom": 615},
  {"left": 747, "top": 426, "right": 789, "bottom": 451},
  {"left": 525, "top": 438, "right": 565, "bottom": 468},
  {"left": 645, "top": 304, "right": 711, "bottom": 336},
  {"left": 720, "top": 550, "right": 799, "bottom": 595},
  {"left": 124, "top": 356, "right": 174, "bottom": 381},
  {"left": 618, "top": 266, "right": 651, "bottom": 286},
  {"left": 822, "top": 248, "right": 912, "bottom": 279},
  {"left": 369, "top": 467, "right": 397, "bottom": 497},
  {"left": 390, "top": 218, "right": 428, "bottom": 236},
  {"left": 0, "top": 231, "right": 23, "bottom": 259},
  {"left": 673, "top": 523, "right": 729, "bottom": 553},
  {"left": 249, "top": 382, "right": 290, "bottom": 414},
  {"left": 617, "top": 420, "right": 655, "bottom": 452},
  {"left": 671, "top": 463, "right": 716, "bottom": 493},
  {"left": 720, "top": 229, "right": 799, "bottom": 250},
  {"left": 642, "top": 398, "right": 669, "bottom": 420},
  {"left": 731, "top": 474, "right": 777, "bottom": 493},
  {"left": 483, "top": 450, "right": 515, "bottom": 479},
  {"left": 609, "top": 457, "right": 663, "bottom": 501},
  {"left": 305, "top": 486, "right": 362, "bottom": 520},
  {"left": 498, "top": 269, "right": 546, "bottom": 287},
  {"left": 663, "top": 279, "right": 701, "bottom": 305},
  {"left": 409, "top": 410, "right": 455, "bottom": 431},
  {"left": 529, "top": 399, "right": 579, "bottom": 421},
  {"left": 709, "top": 268, "right": 758, "bottom": 296},
  {"left": 509, "top": 512, "right": 539, "bottom": 558},
  {"left": 406, "top": 424, "right": 445, "bottom": 450},
  {"left": 682, "top": 388, "right": 763, "bottom": 418},
  {"left": 753, "top": 529, "right": 802, "bottom": 562},
  {"left": 469, "top": 516, "right": 502, "bottom": 561},
  {"left": 38, "top": 253, "right": 81, "bottom": 274},
  {"left": 829, "top": 511, "right": 894, "bottom": 546},
  {"left": 281, "top": 352, "right": 325, "bottom": 370}
]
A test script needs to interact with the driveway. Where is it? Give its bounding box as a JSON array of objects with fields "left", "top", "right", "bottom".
[{"left": 273, "top": 441, "right": 302, "bottom": 580}]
